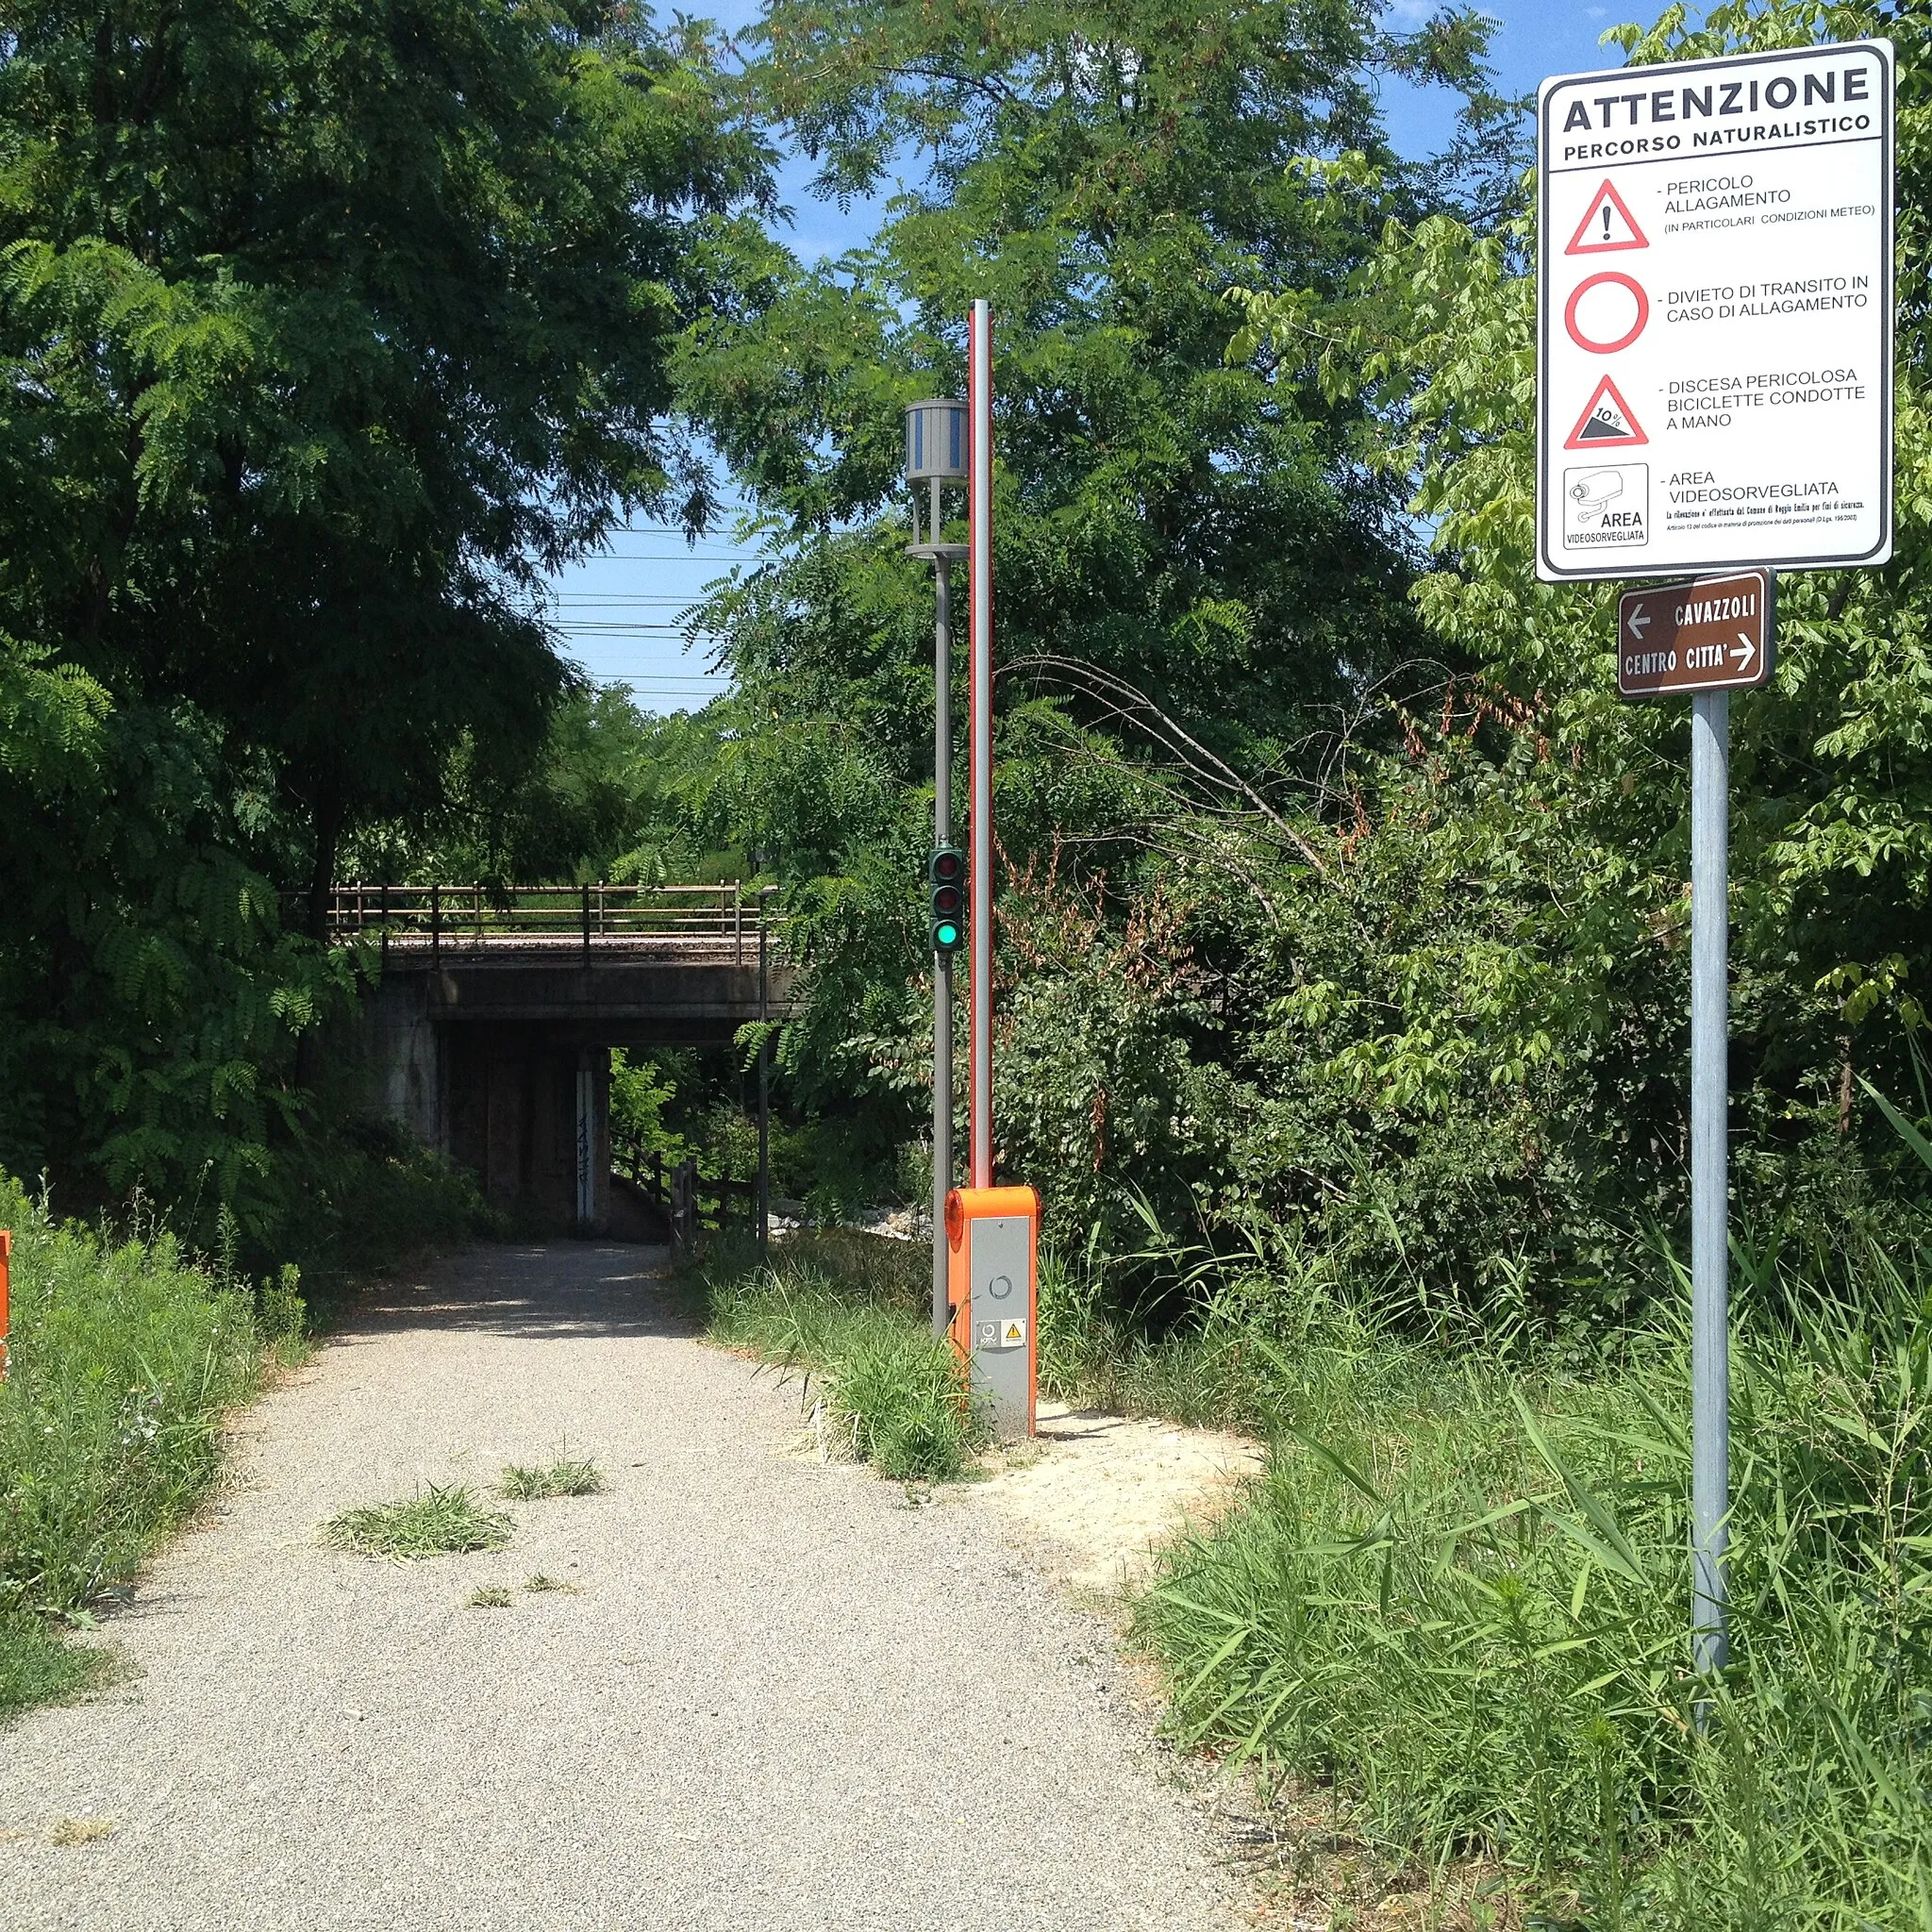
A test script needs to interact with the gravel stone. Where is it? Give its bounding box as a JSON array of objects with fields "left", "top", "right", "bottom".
[{"left": 0, "top": 1242, "right": 1244, "bottom": 1930}]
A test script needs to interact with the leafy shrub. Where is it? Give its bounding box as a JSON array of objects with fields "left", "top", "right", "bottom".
[
  {"left": 0, "top": 1174, "right": 269, "bottom": 1721},
  {"left": 256, "top": 1263, "right": 307, "bottom": 1350},
  {"left": 275, "top": 1110, "right": 496, "bottom": 1289}
]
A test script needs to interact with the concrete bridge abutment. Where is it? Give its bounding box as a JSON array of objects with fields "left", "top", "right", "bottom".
[{"left": 339, "top": 934, "right": 782, "bottom": 1237}]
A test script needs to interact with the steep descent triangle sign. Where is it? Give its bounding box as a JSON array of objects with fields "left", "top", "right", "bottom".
[
  {"left": 1566, "top": 179, "right": 1648, "bottom": 255},
  {"left": 1564, "top": 375, "right": 1647, "bottom": 450}
]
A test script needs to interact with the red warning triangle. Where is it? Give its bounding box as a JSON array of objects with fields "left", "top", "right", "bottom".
[
  {"left": 1563, "top": 375, "right": 1647, "bottom": 450},
  {"left": 1566, "top": 179, "right": 1648, "bottom": 255}
]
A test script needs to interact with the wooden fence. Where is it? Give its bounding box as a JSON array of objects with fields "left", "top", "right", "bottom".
[{"left": 617, "top": 1147, "right": 759, "bottom": 1252}]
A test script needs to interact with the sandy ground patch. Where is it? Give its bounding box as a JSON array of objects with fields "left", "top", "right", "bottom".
[{"left": 957, "top": 1399, "right": 1266, "bottom": 1602}]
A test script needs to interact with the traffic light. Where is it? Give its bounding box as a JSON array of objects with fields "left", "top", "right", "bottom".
[{"left": 929, "top": 846, "right": 965, "bottom": 955}]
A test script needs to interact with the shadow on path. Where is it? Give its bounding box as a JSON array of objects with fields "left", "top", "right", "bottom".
[{"left": 342, "top": 1241, "right": 698, "bottom": 1342}]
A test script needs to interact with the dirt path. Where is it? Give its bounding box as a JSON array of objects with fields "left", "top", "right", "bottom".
[{"left": 0, "top": 1244, "right": 1242, "bottom": 1931}]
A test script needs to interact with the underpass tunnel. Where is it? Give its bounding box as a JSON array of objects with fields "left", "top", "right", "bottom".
[
  {"left": 337, "top": 921, "right": 784, "bottom": 1241},
  {"left": 446, "top": 1026, "right": 614, "bottom": 1236}
]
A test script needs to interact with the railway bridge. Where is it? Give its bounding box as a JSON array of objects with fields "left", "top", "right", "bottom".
[{"left": 331, "top": 884, "right": 788, "bottom": 1235}]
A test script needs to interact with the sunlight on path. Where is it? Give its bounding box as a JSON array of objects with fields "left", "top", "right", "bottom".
[{"left": 0, "top": 1245, "right": 1241, "bottom": 1932}]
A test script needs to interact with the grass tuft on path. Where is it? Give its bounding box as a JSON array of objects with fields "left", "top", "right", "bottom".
[
  {"left": 700, "top": 1231, "right": 986, "bottom": 1483},
  {"left": 497, "top": 1454, "right": 605, "bottom": 1499},
  {"left": 322, "top": 1484, "right": 512, "bottom": 1560},
  {"left": 0, "top": 1610, "right": 108, "bottom": 1720}
]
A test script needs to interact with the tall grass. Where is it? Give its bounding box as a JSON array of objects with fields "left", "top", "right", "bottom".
[
  {"left": 1125, "top": 1207, "right": 1932, "bottom": 1924},
  {"left": 702, "top": 1231, "right": 988, "bottom": 1482},
  {"left": 0, "top": 1175, "right": 269, "bottom": 1718},
  {"left": 1037, "top": 1205, "right": 1418, "bottom": 1432}
]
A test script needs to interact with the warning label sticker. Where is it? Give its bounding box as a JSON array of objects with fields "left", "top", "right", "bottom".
[
  {"left": 1565, "top": 375, "right": 1648, "bottom": 449},
  {"left": 1538, "top": 41, "right": 1892, "bottom": 579}
]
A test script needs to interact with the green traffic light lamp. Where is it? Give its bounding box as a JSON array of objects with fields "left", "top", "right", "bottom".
[{"left": 930, "top": 845, "right": 965, "bottom": 954}]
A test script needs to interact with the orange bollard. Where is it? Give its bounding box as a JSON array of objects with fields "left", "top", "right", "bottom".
[{"left": 945, "top": 1186, "right": 1039, "bottom": 1439}]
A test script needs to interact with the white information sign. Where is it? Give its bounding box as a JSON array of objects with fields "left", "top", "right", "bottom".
[{"left": 1538, "top": 41, "right": 1893, "bottom": 581}]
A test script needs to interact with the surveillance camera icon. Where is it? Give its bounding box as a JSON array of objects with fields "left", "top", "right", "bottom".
[{"left": 1567, "top": 470, "right": 1624, "bottom": 523}]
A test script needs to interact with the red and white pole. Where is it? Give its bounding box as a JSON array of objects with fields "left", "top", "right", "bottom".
[
  {"left": 968, "top": 299, "right": 994, "bottom": 1189},
  {"left": 954, "top": 304, "right": 1039, "bottom": 1441}
]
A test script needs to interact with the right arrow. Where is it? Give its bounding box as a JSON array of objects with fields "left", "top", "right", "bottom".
[{"left": 1731, "top": 632, "right": 1757, "bottom": 671}]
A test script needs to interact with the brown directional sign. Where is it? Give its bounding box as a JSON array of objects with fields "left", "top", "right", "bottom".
[{"left": 1617, "top": 571, "right": 1774, "bottom": 701}]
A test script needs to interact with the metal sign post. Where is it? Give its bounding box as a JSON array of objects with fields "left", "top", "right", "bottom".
[
  {"left": 1617, "top": 569, "right": 1775, "bottom": 1674},
  {"left": 1689, "top": 687, "right": 1729, "bottom": 1675},
  {"left": 1541, "top": 40, "right": 1895, "bottom": 1684}
]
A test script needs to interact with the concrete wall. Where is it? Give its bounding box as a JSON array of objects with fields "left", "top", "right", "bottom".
[
  {"left": 446, "top": 1031, "right": 609, "bottom": 1234},
  {"left": 359, "top": 975, "right": 445, "bottom": 1154},
  {"left": 335, "top": 982, "right": 611, "bottom": 1234}
]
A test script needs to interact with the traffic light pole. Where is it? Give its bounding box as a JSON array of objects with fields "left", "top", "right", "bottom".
[
  {"left": 932, "top": 546, "right": 955, "bottom": 1339},
  {"left": 903, "top": 397, "right": 970, "bottom": 1339}
]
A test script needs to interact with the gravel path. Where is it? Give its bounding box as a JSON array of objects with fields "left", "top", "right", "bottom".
[{"left": 0, "top": 1243, "right": 1242, "bottom": 1930}]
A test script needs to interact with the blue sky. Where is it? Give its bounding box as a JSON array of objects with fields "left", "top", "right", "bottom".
[{"left": 556, "top": 2, "right": 1652, "bottom": 710}]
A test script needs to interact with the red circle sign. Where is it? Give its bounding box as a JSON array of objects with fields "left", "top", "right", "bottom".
[{"left": 1564, "top": 272, "right": 1649, "bottom": 355}]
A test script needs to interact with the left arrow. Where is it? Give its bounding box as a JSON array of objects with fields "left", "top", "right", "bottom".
[{"left": 1627, "top": 608, "right": 1651, "bottom": 638}]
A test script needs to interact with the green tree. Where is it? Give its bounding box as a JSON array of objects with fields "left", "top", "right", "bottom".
[
  {"left": 658, "top": 0, "right": 1932, "bottom": 1302},
  {"left": 347, "top": 690, "right": 733, "bottom": 891},
  {"left": 0, "top": 1, "right": 768, "bottom": 1226},
  {"left": 675, "top": 0, "right": 1510, "bottom": 1168},
  {"left": 1200, "top": 0, "right": 1932, "bottom": 1306}
]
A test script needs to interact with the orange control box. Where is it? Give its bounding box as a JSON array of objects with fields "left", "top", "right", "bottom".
[{"left": 945, "top": 1186, "right": 1039, "bottom": 1439}]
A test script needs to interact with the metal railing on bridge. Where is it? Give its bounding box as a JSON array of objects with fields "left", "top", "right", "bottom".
[{"left": 318, "top": 883, "right": 775, "bottom": 967}]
